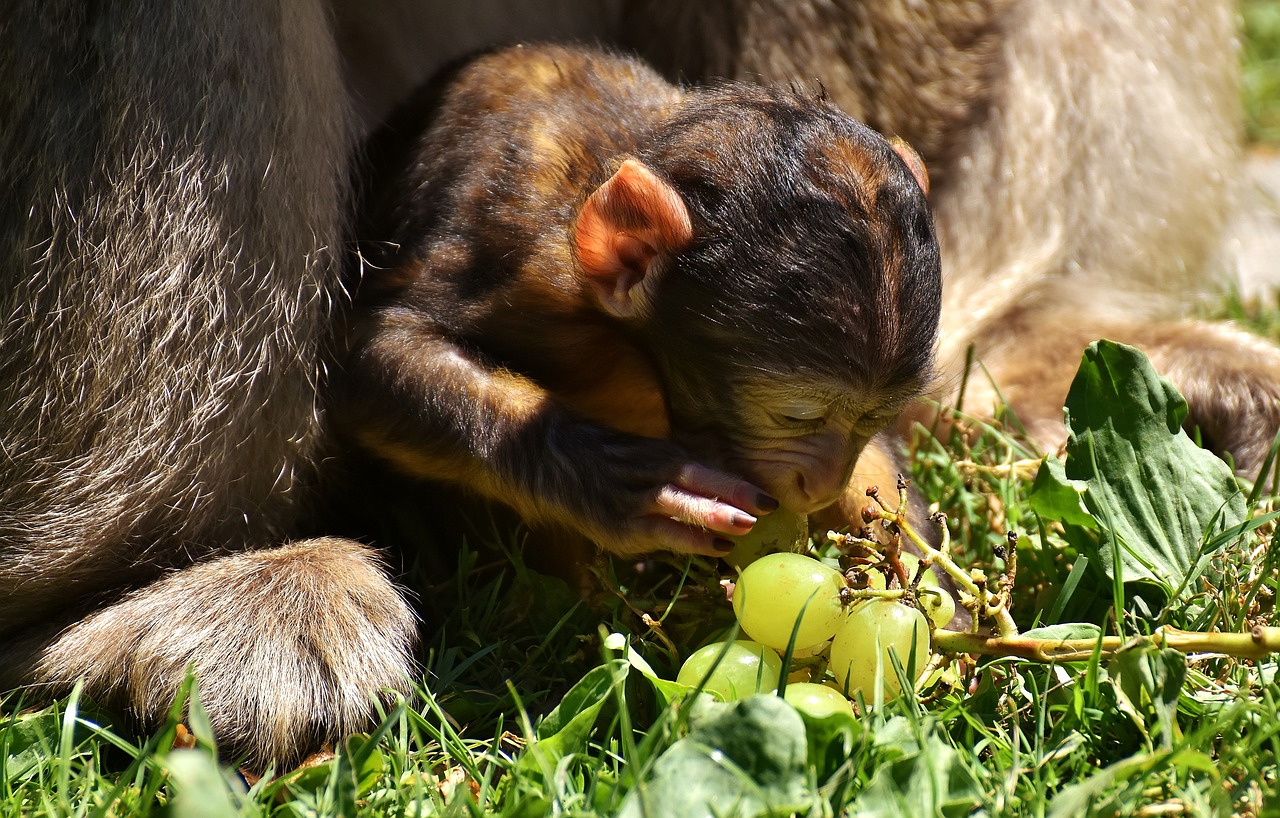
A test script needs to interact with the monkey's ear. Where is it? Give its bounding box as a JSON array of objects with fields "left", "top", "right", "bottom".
[
  {"left": 574, "top": 159, "right": 693, "bottom": 318},
  {"left": 889, "top": 137, "right": 930, "bottom": 197}
]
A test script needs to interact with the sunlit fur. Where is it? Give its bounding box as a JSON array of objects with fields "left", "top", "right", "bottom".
[
  {"left": 337, "top": 0, "right": 1269, "bottom": 468},
  {"left": 3, "top": 0, "right": 1270, "bottom": 775},
  {"left": 614, "top": 0, "right": 1270, "bottom": 471},
  {"left": 33, "top": 540, "right": 417, "bottom": 772},
  {"left": 0, "top": 0, "right": 416, "bottom": 771}
]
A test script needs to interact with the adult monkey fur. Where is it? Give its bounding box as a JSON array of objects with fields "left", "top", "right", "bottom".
[{"left": 1, "top": 0, "right": 1275, "bottom": 770}]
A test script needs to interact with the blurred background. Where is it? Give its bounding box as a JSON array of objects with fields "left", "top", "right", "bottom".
[{"left": 1236, "top": 0, "right": 1280, "bottom": 297}]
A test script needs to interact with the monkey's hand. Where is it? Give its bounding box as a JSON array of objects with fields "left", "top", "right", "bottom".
[
  {"left": 340, "top": 314, "right": 771, "bottom": 557},
  {"left": 519, "top": 415, "right": 774, "bottom": 557}
]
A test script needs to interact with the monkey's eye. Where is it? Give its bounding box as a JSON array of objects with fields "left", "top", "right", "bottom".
[
  {"left": 778, "top": 404, "right": 828, "bottom": 424},
  {"left": 854, "top": 411, "right": 898, "bottom": 434}
]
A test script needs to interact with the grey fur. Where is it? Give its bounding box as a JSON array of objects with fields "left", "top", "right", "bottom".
[{"left": 1, "top": 0, "right": 416, "bottom": 769}]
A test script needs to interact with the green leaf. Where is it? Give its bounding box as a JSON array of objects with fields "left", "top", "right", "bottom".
[
  {"left": 1060, "top": 341, "right": 1247, "bottom": 596},
  {"left": 616, "top": 636, "right": 701, "bottom": 708},
  {"left": 166, "top": 749, "right": 252, "bottom": 818},
  {"left": 344, "top": 733, "right": 387, "bottom": 797},
  {"left": 521, "top": 658, "right": 630, "bottom": 772},
  {"left": 617, "top": 695, "right": 812, "bottom": 818},
  {"left": 1108, "top": 647, "right": 1186, "bottom": 749},
  {"left": 850, "top": 718, "right": 982, "bottom": 818},
  {"left": 1028, "top": 457, "right": 1097, "bottom": 529},
  {"left": 791, "top": 702, "right": 864, "bottom": 786},
  {"left": 534, "top": 659, "right": 628, "bottom": 741},
  {"left": 1, "top": 709, "right": 62, "bottom": 782}
]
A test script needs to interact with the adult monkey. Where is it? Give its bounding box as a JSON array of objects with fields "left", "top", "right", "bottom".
[
  {"left": 1, "top": 0, "right": 1269, "bottom": 771},
  {"left": 0, "top": 1, "right": 420, "bottom": 772}
]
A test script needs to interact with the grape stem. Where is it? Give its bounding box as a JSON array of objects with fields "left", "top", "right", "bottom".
[
  {"left": 845, "top": 588, "right": 914, "bottom": 603},
  {"left": 852, "top": 478, "right": 1021, "bottom": 639},
  {"left": 829, "top": 484, "right": 1280, "bottom": 668},
  {"left": 932, "top": 625, "right": 1280, "bottom": 661},
  {"left": 952, "top": 458, "right": 1042, "bottom": 480}
]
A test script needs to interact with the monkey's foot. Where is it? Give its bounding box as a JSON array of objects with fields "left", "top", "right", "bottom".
[{"left": 34, "top": 538, "right": 417, "bottom": 771}]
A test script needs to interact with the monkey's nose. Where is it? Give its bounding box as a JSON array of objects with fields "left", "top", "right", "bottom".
[{"left": 791, "top": 469, "right": 845, "bottom": 513}]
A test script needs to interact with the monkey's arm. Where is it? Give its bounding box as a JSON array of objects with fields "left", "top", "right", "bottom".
[{"left": 339, "top": 307, "right": 770, "bottom": 557}]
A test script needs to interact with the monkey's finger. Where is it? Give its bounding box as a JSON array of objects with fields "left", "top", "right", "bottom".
[
  {"left": 637, "top": 515, "right": 737, "bottom": 557},
  {"left": 672, "top": 463, "right": 776, "bottom": 516},
  {"left": 653, "top": 483, "right": 755, "bottom": 536}
]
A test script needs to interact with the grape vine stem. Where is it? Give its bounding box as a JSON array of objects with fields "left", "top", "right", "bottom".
[
  {"left": 932, "top": 625, "right": 1280, "bottom": 662},
  {"left": 857, "top": 478, "right": 1022, "bottom": 638}
]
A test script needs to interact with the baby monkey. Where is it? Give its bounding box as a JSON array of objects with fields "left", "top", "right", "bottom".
[{"left": 340, "top": 43, "right": 941, "bottom": 560}]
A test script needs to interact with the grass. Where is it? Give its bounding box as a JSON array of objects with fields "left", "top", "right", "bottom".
[
  {"left": 1245, "top": 0, "right": 1280, "bottom": 144},
  {"left": 8, "top": 7, "right": 1280, "bottom": 817},
  {"left": 5, "top": 346, "right": 1280, "bottom": 816}
]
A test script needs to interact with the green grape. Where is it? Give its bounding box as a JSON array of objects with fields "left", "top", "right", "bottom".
[
  {"left": 829, "top": 599, "right": 930, "bottom": 701},
  {"left": 782, "top": 682, "right": 853, "bottom": 718},
  {"left": 732, "top": 553, "right": 846, "bottom": 652},
  {"left": 916, "top": 584, "right": 956, "bottom": 630},
  {"left": 677, "top": 640, "right": 784, "bottom": 701},
  {"left": 723, "top": 509, "right": 808, "bottom": 568},
  {"left": 899, "top": 553, "right": 957, "bottom": 628},
  {"left": 856, "top": 552, "right": 956, "bottom": 628}
]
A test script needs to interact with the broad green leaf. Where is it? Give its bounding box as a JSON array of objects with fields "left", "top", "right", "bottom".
[
  {"left": 850, "top": 718, "right": 981, "bottom": 818},
  {"left": 1028, "top": 457, "right": 1096, "bottom": 528},
  {"left": 616, "top": 636, "right": 701, "bottom": 708},
  {"left": 1060, "top": 341, "right": 1246, "bottom": 595},
  {"left": 520, "top": 659, "right": 630, "bottom": 773},
  {"left": 1, "top": 710, "right": 62, "bottom": 782},
  {"left": 617, "top": 695, "right": 812, "bottom": 818},
  {"left": 1108, "top": 647, "right": 1186, "bottom": 749},
  {"left": 345, "top": 733, "right": 388, "bottom": 797},
  {"left": 791, "top": 702, "right": 864, "bottom": 786},
  {"left": 534, "top": 658, "right": 628, "bottom": 741}
]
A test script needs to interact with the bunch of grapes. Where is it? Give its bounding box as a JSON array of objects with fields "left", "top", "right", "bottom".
[{"left": 676, "top": 506, "right": 959, "bottom": 713}]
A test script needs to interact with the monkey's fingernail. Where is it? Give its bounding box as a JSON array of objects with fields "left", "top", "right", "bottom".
[
  {"left": 731, "top": 512, "right": 756, "bottom": 529},
  {"left": 756, "top": 494, "right": 780, "bottom": 512},
  {"left": 713, "top": 538, "right": 735, "bottom": 554}
]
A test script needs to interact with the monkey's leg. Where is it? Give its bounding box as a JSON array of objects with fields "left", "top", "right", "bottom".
[
  {"left": 961, "top": 316, "right": 1280, "bottom": 477},
  {"left": 0, "top": 0, "right": 404, "bottom": 770},
  {"left": 21, "top": 539, "right": 417, "bottom": 773}
]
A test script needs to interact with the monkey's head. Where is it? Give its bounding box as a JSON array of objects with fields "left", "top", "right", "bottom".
[{"left": 573, "top": 86, "right": 941, "bottom": 514}]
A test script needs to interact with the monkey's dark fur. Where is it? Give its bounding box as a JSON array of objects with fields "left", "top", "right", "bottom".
[
  {"left": 2, "top": 0, "right": 1274, "bottom": 771},
  {"left": 340, "top": 44, "right": 938, "bottom": 562}
]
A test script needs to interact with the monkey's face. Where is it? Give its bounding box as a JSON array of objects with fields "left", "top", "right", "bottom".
[{"left": 659, "top": 363, "right": 921, "bottom": 513}]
